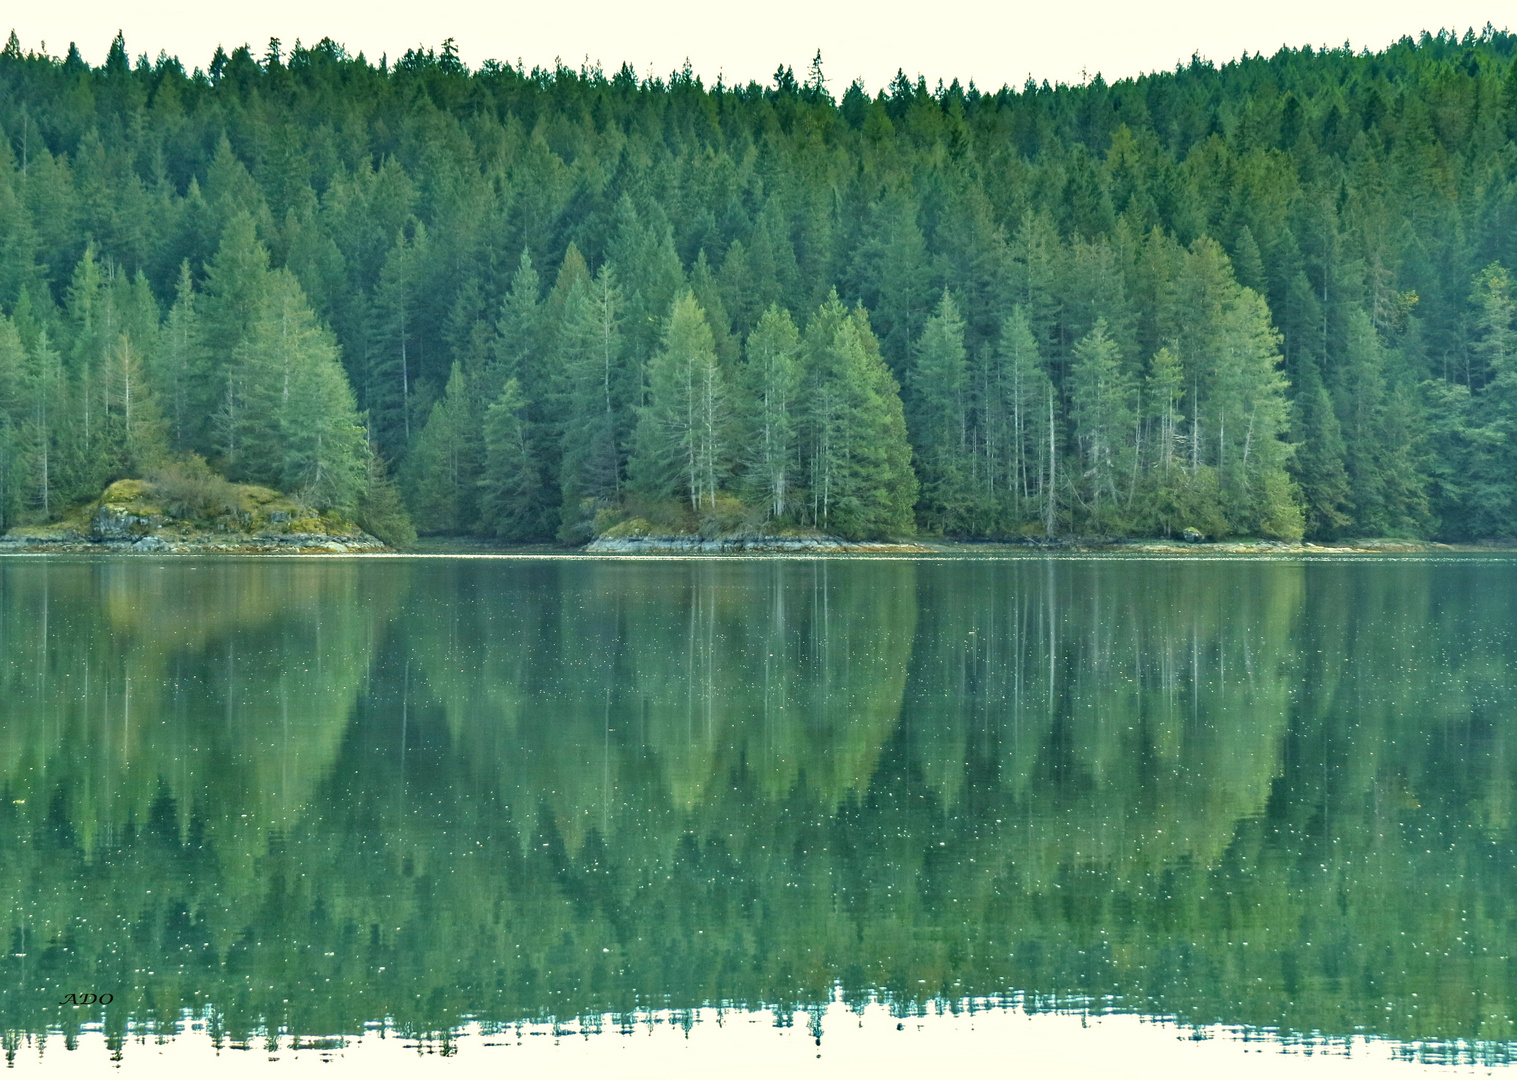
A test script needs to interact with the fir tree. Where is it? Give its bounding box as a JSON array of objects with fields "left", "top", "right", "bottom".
[
  {"left": 908, "top": 290, "right": 970, "bottom": 533},
  {"left": 741, "top": 305, "right": 801, "bottom": 521},
  {"left": 630, "top": 291, "right": 728, "bottom": 515}
]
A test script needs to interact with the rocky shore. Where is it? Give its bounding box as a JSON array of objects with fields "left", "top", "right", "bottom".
[
  {"left": 0, "top": 526, "right": 386, "bottom": 554},
  {"left": 0, "top": 478, "right": 387, "bottom": 555},
  {"left": 584, "top": 534, "right": 932, "bottom": 554}
]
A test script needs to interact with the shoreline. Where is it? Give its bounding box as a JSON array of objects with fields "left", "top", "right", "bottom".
[
  {"left": 0, "top": 531, "right": 388, "bottom": 555},
  {"left": 2, "top": 532, "right": 1513, "bottom": 558}
]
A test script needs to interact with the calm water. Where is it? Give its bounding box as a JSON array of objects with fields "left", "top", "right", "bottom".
[{"left": 1, "top": 555, "right": 1514, "bottom": 1069}]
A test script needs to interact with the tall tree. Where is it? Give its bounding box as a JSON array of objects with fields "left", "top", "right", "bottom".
[
  {"left": 908, "top": 290, "right": 970, "bottom": 533},
  {"left": 740, "top": 305, "right": 801, "bottom": 520},
  {"left": 630, "top": 291, "right": 729, "bottom": 514}
]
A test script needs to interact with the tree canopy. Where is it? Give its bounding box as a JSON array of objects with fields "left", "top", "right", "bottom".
[{"left": 4, "top": 28, "right": 1517, "bottom": 537}]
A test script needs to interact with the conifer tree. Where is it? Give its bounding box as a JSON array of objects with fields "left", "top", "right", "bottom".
[
  {"left": 23, "top": 329, "right": 63, "bottom": 517},
  {"left": 225, "top": 270, "right": 366, "bottom": 510},
  {"left": 480, "top": 378, "right": 552, "bottom": 540},
  {"left": 154, "top": 262, "right": 204, "bottom": 454},
  {"left": 741, "top": 305, "right": 801, "bottom": 520},
  {"left": 557, "top": 264, "right": 629, "bottom": 527},
  {"left": 0, "top": 316, "right": 27, "bottom": 527},
  {"left": 9, "top": 35, "right": 1517, "bottom": 541},
  {"left": 356, "top": 445, "right": 416, "bottom": 547},
  {"left": 981, "top": 308, "right": 1055, "bottom": 532},
  {"left": 630, "top": 291, "right": 728, "bottom": 514},
  {"left": 798, "top": 293, "right": 916, "bottom": 538},
  {"left": 908, "top": 290, "right": 970, "bottom": 533},
  {"left": 404, "top": 362, "right": 479, "bottom": 533},
  {"left": 104, "top": 333, "right": 168, "bottom": 478},
  {"left": 1460, "top": 262, "right": 1517, "bottom": 536},
  {"left": 1069, "top": 319, "right": 1132, "bottom": 531}
]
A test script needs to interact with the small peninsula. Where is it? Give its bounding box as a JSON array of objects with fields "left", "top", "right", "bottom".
[{"left": 0, "top": 473, "right": 386, "bottom": 554}]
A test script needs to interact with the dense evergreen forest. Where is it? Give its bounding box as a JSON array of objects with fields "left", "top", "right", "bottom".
[{"left": 2, "top": 28, "right": 1517, "bottom": 540}]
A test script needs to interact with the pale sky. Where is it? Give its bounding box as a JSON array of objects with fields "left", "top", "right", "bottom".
[{"left": 5, "top": 1, "right": 1510, "bottom": 93}]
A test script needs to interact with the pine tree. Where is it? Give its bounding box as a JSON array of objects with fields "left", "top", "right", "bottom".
[
  {"left": 1291, "top": 359, "right": 1353, "bottom": 537},
  {"left": 356, "top": 445, "right": 416, "bottom": 547},
  {"left": 629, "top": 291, "right": 728, "bottom": 515},
  {"left": 154, "top": 262, "right": 205, "bottom": 454},
  {"left": 1460, "top": 262, "right": 1517, "bottom": 536},
  {"left": 979, "top": 308, "right": 1053, "bottom": 532},
  {"left": 226, "top": 270, "right": 366, "bottom": 510},
  {"left": 0, "top": 316, "right": 28, "bottom": 527},
  {"left": 848, "top": 185, "right": 933, "bottom": 376},
  {"left": 23, "top": 330, "right": 64, "bottom": 518},
  {"left": 480, "top": 378, "right": 552, "bottom": 540},
  {"left": 741, "top": 305, "right": 801, "bottom": 521},
  {"left": 404, "top": 362, "right": 479, "bottom": 533},
  {"left": 908, "top": 290, "right": 970, "bottom": 533},
  {"left": 1068, "top": 319, "right": 1132, "bottom": 531},
  {"left": 1470, "top": 262, "right": 1516, "bottom": 391},
  {"left": 369, "top": 223, "right": 434, "bottom": 458},
  {"left": 798, "top": 293, "right": 916, "bottom": 539},
  {"left": 557, "top": 264, "right": 630, "bottom": 528},
  {"left": 104, "top": 332, "right": 168, "bottom": 478}
]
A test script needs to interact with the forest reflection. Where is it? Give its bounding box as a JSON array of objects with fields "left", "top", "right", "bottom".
[{"left": 0, "top": 556, "right": 1512, "bottom": 1063}]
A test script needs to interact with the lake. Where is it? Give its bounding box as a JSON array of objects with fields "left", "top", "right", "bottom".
[{"left": 1, "top": 554, "right": 1514, "bottom": 1075}]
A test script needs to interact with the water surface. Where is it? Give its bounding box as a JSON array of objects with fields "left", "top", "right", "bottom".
[{"left": 1, "top": 555, "right": 1513, "bottom": 1069}]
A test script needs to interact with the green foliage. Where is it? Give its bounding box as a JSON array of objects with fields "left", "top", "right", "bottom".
[
  {"left": 629, "top": 291, "right": 729, "bottom": 517},
  {"left": 403, "top": 362, "right": 479, "bottom": 533},
  {"left": 356, "top": 447, "right": 417, "bottom": 547},
  {"left": 479, "top": 378, "right": 551, "bottom": 540},
  {"left": 798, "top": 294, "right": 918, "bottom": 538},
  {"left": 1069, "top": 319, "right": 1134, "bottom": 532},
  {"left": 908, "top": 290, "right": 970, "bottom": 533},
  {"left": 4, "top": 30, "right": 1517, "bottom": 536},
  {"left": 145, "top": 454, "right": 239, "bottom": 519},
  {"left": 739, "top": 305, "right": 801, "bottom": 520}
]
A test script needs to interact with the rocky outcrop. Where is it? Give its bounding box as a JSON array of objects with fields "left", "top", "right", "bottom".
[
  {"left": 584, "top": 534, "right": 930, "bottom": 554},
  {"left": 0, "top": 529, "right": 388, "bottom": 555},
  {"left": 1, "top": 477, "right": 389, "bottom": 555},
  {"left": 90, "top": 504, "right": 164, "bottom": 540}
]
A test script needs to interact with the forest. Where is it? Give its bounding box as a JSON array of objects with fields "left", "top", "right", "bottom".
[{"left": 0, "top": 27, "right": 1516, "bottom": 540}]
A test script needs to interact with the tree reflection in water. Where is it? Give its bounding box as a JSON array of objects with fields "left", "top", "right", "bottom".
[{"left": 0, "top": 556, "right": 1512, "bottom": 1064}]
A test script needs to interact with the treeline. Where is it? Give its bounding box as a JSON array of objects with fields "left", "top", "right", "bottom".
[{"left": 1, "top": 28, "right": 1517, "bottom": 537}]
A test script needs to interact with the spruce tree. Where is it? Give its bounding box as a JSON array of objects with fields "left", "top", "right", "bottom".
[
  {"left": 480, "top": 378, "right": 552, "bottom": 540},
  {"left": 908, "top": 290, "right": 970, "bottom": 534},
  {"left": 741, "top": 305, "right": 801, "bottom": 521},
  {"left": 0, "top": 316, "right": 27, "bottom": 526},
  {"left": 557, "top": 265, "right": 629, "bottom": 529},
  {"left": 981, "top": 308, "right": 1053, "bottom": 532},
  {"left": 798, "top": 293, "right": 916, "bottom": 539},
  {"left": 1068, "top": 320, "right": 1133, "bottom": 532},
  {"left": 404, "top": 362, "right": 479, "bottom": 533},
  {"left": 629, "top": 291, "right": 728, "bottom": 515}
]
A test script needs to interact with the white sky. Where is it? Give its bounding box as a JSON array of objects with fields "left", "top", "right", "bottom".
[{"left": 4, "top": 1, "right": 1511, "bottom": 93}]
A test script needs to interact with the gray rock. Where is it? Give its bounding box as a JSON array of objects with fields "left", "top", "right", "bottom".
[
  {"left": 585, "top": 534, "right": 910, "bottom": 554},
  {"left": 91, "top": 504, "right": 161, "bottom": 540},
  {"left": 1182, "top": 527, "right": 1205, "bottom": 543}
]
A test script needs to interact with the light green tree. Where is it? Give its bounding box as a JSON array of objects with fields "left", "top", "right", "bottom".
[
  {"left": 630, "top": 291, "right": 728, "bottom": 511},
  {"left": 741, "top": 305, "right": 801, "bottom": 520},
  {"left": 1069, "top": 318, "right": 1132, "bottom": 531},
  {"left": 799, "top": 293, "right": 917, "bottom": 539}
]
